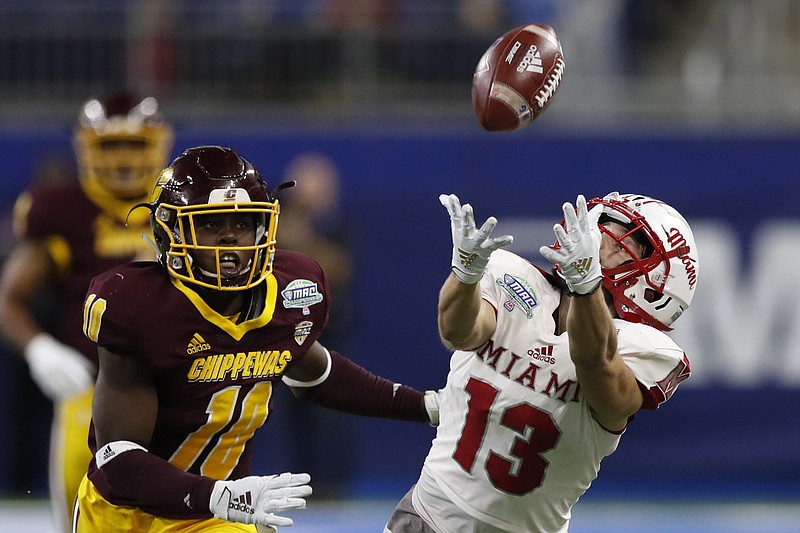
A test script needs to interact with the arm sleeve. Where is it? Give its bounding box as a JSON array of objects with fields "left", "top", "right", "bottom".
[
  {"left": 99, "top": 448, "right": 217, "bottom": 514},
  {"left": 291, "top": 351, "right": 428, "bottom": 423}
]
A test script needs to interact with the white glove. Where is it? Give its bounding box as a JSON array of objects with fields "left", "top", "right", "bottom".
[
  {"left": 440, "top": 194, "right": 513, "bottom": 284},
  {"left": 209, "top": 473, "right": 312, "bottom": 528},
  {"left": 424, "top": 389, "right": 442, "bottom": 427},
  {"left": 24, "top": 333, "right": 95, "bottom": 401},
  {"left": 539, "top": 195, "right": 604, "bottom": 295}
]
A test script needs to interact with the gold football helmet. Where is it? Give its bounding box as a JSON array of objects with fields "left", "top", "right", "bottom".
[{"left": 73, "top": 92, "right": 174, "bottom": 204}]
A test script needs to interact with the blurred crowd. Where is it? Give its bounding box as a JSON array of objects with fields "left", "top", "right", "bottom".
[{"left": 2, "top": 0, "right": 798, "bottom": 127}]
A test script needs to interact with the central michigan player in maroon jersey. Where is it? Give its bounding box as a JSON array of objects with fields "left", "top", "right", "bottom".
[{"left": 74, "top": 146, "right": 439, "bottom": 532}]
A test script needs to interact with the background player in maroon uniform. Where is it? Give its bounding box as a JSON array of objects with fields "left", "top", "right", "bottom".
[
  {"left": 74, "top": 145, "right": 439, "bottom": 532},
  {"left": 0, "top": 92, "right": 173, "bottom": 533}
]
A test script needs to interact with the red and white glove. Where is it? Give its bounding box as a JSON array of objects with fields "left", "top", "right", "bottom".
[
  {"left": 539, "top": 195, "right": 604, "bottom": 295},
  {"left": 440, "top": 194, "right": 513, "bottom": 284},
  {"left": 24, "top": 333, "right": 95, "bottom": 401},
  {"left": 209, "top": 473, "right": 312, "bottom": 528}
]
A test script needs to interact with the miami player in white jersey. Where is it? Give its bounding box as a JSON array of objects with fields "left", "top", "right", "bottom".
[{"left": 385, "top": 192, "right": 699, "bottom": 533}]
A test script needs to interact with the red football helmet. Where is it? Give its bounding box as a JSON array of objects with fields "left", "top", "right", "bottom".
[
  {"left": 73, "top": 92, "right": 174, "bottom": 202},
  {"left": 589, "top": 192, "right": 699, "bottom": 331},
  {"left": 149, "top": 146, "right": 279, "bottom": 291}
]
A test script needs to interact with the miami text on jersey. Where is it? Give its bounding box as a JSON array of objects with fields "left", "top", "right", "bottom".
[{"left": 476, "top": 340, "right": 580, "bottom": 404}]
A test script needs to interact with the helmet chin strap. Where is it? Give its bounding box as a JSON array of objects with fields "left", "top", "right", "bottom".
[{"left": 141, "top": 233, "right": 161, "bottom": 261}]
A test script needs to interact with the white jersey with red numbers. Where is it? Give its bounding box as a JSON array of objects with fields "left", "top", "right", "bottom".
[{"left": 412, "top": 249, "right": 690, "bottom": 533}]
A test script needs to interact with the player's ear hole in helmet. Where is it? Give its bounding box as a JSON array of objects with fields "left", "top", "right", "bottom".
[
  {"left": 587, "top": 193, "right": 699, "bottom": 332},
  {"left": 141, "top": 145, "right": 281, "bottom": 291}
]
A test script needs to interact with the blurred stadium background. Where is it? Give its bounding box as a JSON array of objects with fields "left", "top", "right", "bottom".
[{"left": 1, "top": 1, "right": 799, "bottom": 531}]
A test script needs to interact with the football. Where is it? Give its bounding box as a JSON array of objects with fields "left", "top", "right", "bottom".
[{"left": 471, "top": 23, "right": 565, "bottom": 132}]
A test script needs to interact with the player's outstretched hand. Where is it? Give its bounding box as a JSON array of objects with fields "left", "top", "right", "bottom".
[
  {"left": 24, "top": 333, "right": 95, "bottom": 400},
  {"left": 539, "top": 195, "right": 603, "bottom": 295},
  {"left": 440, "top": 194, "right": 513, "bottom": 284},
  {"left": 210, "top": 473, "right": 312, "bottom": 528}
]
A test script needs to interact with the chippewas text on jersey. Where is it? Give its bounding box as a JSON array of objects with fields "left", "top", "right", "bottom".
[{"left": 187, "top": 350, "right": 293, "bottom": 382}]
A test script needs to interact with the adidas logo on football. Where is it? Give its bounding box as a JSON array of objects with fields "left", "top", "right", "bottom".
[
  {"left": 229, "top": 491, "right": 255, "bottom": 515},
  {"left": 187, "top": 333, "right": 212, "bottom": 355},
  {"left": 516, "top": 44, "right": 543, "bottom": 74}
]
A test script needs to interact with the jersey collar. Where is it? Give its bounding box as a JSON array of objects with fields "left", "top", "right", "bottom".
[{"left": 171, "top": 275, "right": 278, "bottom": 341}]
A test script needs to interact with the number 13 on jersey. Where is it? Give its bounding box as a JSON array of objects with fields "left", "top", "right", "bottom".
[{"left": 453, "top": 377, "right": 561, "bottom": 495}]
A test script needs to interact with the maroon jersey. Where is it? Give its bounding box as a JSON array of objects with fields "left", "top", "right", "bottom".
[
  {"left": 14, "top": 180, "right": 152, "bottom": 364},
  {"left": 82, "top": 250, "right": 330, "bottom": 517}
]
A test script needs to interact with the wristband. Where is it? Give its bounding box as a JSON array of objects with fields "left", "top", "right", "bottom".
[
  {"left": 424, "top": 390, "right": 440, "bottom": 427},
  {"left": 567, "top": 279, "right": 603, "bottom": 297}
]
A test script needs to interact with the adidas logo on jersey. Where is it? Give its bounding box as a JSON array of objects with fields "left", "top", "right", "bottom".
[
  {"left": 187, "top": 333, "right": 212, "bottom": 355},
  {"left": 229, "top": 491, "right": 255, "bottom": 515},
  {"left": 476, "top": 339, "right": 580, "bottom": 404},
  {"left": 528, "top": 345, "right": 555, "bottom": 365}
]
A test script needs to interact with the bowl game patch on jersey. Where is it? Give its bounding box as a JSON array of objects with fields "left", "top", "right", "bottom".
[
  {"left": 496, "top": 273, "right": 538, "bottom": 318},
  {"left": 281, "top": 279, "right": 324, "bottom": 311}
]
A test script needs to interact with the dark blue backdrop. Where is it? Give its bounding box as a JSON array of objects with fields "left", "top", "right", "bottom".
[{"left": 1, "top": 125, "right": 798, "bottom": 501}]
